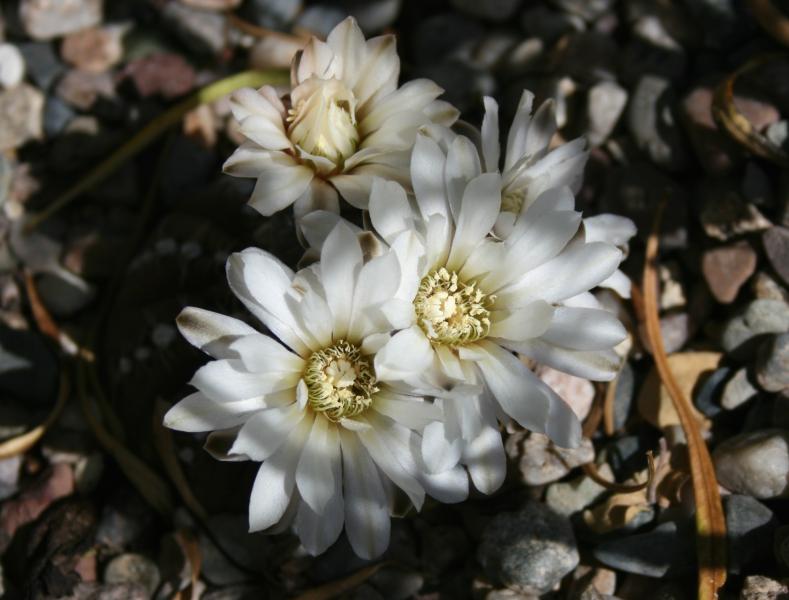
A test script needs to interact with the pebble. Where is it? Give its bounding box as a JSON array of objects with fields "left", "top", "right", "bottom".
[
  {"left": 763, "top": 227, "right": 789, "bottom": 286},
  {"left": 36, "top": 271, "right": 95, "bottom": 317},
  {"left": 714, "top": 429, "right": 789, "bottom": 499},
  {"left": 742, "top": 162, "right": 774, "bottom": 207},
  {"left": 752, "top": 271, "right": 789, "bottom": 303},
  {"left": 44, "top": 95, "right": 76, "bottom": 138},
  {"left": 17, "top": 42, "right": 64, "bottom": 90},
  {"left": 249, "top": 35, "right": 302, "bottom": 70},
  {"left": 538, "top": 366, "right": 594, "bottom": 421},
  {"left": 241, "top": 0, "right": 302, "bottom": 29},
  {"left": 586, "top": 81, "right": 627, "bottom": 146},
  {"left": 0, "top": 325, "right": 58, "bottom": 405},
  {"left": 179, "top": 0, "right": 242, "bottom": 9},
  {"left": 699, "top": 180, "right": 772, "bottom": 240},
  {"left": 545, "top": 464, "right": 612, "bottom": 516},
  {"left": 344, "top": 0, "right": 402, "bottom": 33},
  {"left": 411, "top": 14, "right": 484, "bottom": 65},
  {"left": 592, "top": 520, "right": 695, "bottom": 578},
  {"left": 0, "top": 83, "right": 44, "bottom": 151},
  {"left": 520, "top": 6, "right": 583, "bottom": 43},
  {"left": 0, "top": 44, "right": 25, "bottom": 89},
  {"left": 0, "top": 455, "right": 22, "bottom": 501},
  {"left": 740, "top": 576, "right": 789, "bottom": 600},
  {"left": 449, "top": 0, "right": 522, "bottom": 22},
  {"left": 505, "top": 432, "right": 595, "bottom": 486},
  {"left": 161, "top": 2, "right": 226, "bottom": 56},
  {"left": 725, "top": 494, "right": 776, "bottom": 575},
  {"left": 61, "top": 26, "right": 124, "bottom": 73},
  {"left": 721, "top": 368, "right": 760, "bottom": 411},
  {"left": 756, "top": 334, "right": 789, "bottom": 393},
  {"left": 721, "top": 299, "right": 789, "bottom": 360},
  {"left": 627, "top": 75, "right": 689, "bottom": 172},
  {"left": 95, "top": 493, "right": 155, "bottom": 554},
  {"left": 693, "top": 365, "right": 729, "bottom": 417},
  {"left": 478, "top": 503, "right": 579, "bottom": 595},
  {"left": 612, "top": 361, "right": 635, "bottom": 430},
  {"left": 701, "top": 241, "right": 757, "bottom": 304},
  {"left": 19, "top": 0, "right": 102, "bottom": 40},
  {"left": 104, "top": 554, "right": 161, "bottom": 598},
  {"left": 123, "top": 54, "right": 196, "bottom": 99},
  {"left": 55, "top": 69, "right": 115, "bottom": 110},
  {"left": 554, "top": 0, "right": 613, "bottom": 21},
  {"left": 295, "top": 5, "right": 347, "bottom": 38},
  {"left": 685, "top": 0, "right": 755, "bottom": 49},
  {"left": 562, "top": 32, "right": 618, "bottom": 84}
]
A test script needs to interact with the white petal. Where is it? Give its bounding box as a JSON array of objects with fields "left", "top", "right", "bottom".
[
  {"left": 504, "top": 90, "right": 535, "bottom": 172},
  {"left": 374, "top": 326, "right": 432, "bottom": 382},
  {"left": 339, "top": 430, "right": 390, "bottom": 560},
  {"left": 330, "top": 172, "right": 375, "bottom": 209},
  {"left": 163, "top": 392, "right": 259, "bottom": 432},
  {"left": 295, "top": 38, "right": 336, "bottom": 82},
  {"left": 360, "top": 78, "right": 443, "bottom": 133},
  {"left": 540, "top": 306, "right": 627, "bottom": 350},
  {"left": 489, "top": 300, "right": 555, "bottom": 341},
  {"left": 191, "top": 359, "right": 299, "bottom": 402},
  {"left": 238, "top": 115, "right": 292, "bottom": 151},
  {"left": 230, "top": 403, "right": 305, "bottom": 461},
  {"left": 222, "top": 143, "right": 295, "bottom": 178},
  {"left": 522, "top": 99, "right": 557, "bottom": 161},
  {"left": 293, "top": 179, "right": 340, "bottom": 230},
  {"left": 411, "top": 134, "right": 449, "bottom": 220},
  {"left": 300, "top": 210, "right": 359, "bottom": 252},
  {"left": 296, "top": 416, "right": 341, "bottom": 515},
  {"left": 480, "top": 96, "right": 500, "bottom": 172},
  {"left": 421, "top": 421, "right": 463, "bottom": 474},
  {"left": 228, "top": 334, "right": 305, "bottom": 373},
  {"left": 508, "top": 338, "right": 621, "bottom": 382},
  {"left": 444, "top": 136, "right": 482, "bottom": 219},
  {"left": 176, "top": 307, "right": 257, "bottom": 359},
  {"left": 293, "top": 488, "right": 344, "bottom": 556},
  {"left": 326, "top": 17, "right": 366, "bottom": 89},
  {"left": 350, "top": 249, "right": 401, "bottom": 340},
  {"left": 447, "top": 172, "right": 502, "bottom": 271},
  {"left": 368, "top": 178, "right": 413, "bottom": 245},
  {"left": 230, "top": 86, "right": 286, "bottom": 124},
  {"left": 354, "top": 34, "right": 399, "bottom": 109},
  {"left": 248, "top": 165, "right": 314, "bottom": 216},
  {"left": 462, "top": 424, "right": 506, "bottom": 495},
  {"left": 599, "top": 269, "right": 632, "bottom": 298},
  {"left": 320, "top": 221, "right": 363, "bottom": 339},
  {"left": 584, "top": 214, "right": 637, "bottom": 245},
  {"left": 373, "top": 391, "right": 442, "bottom": 430}
]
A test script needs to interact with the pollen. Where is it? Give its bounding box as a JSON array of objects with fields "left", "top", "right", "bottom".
[
  {"left": 414, "top": 268, "right": 494, "bottom": 347},
  {"left": 304, "top": 341, "right": 378, "bottom": 422}
]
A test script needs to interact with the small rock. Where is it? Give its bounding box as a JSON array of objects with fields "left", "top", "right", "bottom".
[
  {"left": 95, "top": 492, "right": 155, "bottom": 553},
  {"left": 699, "top": 180, "right": 773, "bottom": 241},
  {"left": 553, "top": 0, "right": 613, "bottom": 21},
  {"left": 19, "top": 0, "right": 102, "bottom": 40},
  {"left": 740, "top": 575, "right": 789, "bottom": 600},
  {"left": 0, "top": 325, "right": 59, "bottom": 404},
  {"left": 295, "top": 5, "right": 347, "bottom": 38},
  {"left": 752, "top": 271, "right": 789, "bottom": 303},
  {"left": 179, "top": 0, "right": 242, "bottom": 9},
  {"left": 538, "top": 366, "right": 594, "bottom": 421},
  {"left": 17, "top": 42, "right": 64, "bottom": 90},
  {"left": 756, "top": 334, "right": 789, "bottom": 393},
  {"left": 0, "top": 83, "right": 43, "bottom": 151},
  {"left": 343, "top": 0, "right": 402, "bottom": 33},
  {"left": 701, "top": 241, "right": 757, "bottom": 303},
  {"left": 36, "top": 271, "right": 95, "bottom": 317},
  {"left": 763, "top": 227, "right": 789, "bottom": 286},
  {"left": 725, "top": 495, "right": 776, "bottom": 574},
  {"left": 592, "top": 520, "right": 695, "bottom": 577},
  {"left": 241, "top": 0, "right": 302, "bottom": 29},
  {"left": 104, "top": 554, "right": 161, "bottom": 598},
  {"left": 0, "top": 44, "right": 25, "bottom": 89},
  {"left": 767, "top": 121, "right": 789, "bottom": 151},
  {"left": 742, "top": 162, "right": 773, "bottom": 207},
  {"left": 450, "top": 0, "right": 522, "bottom": 22},
  {"left": 478, "top": 503, "right": 579, "bottom": 595},
  {"left": 714, "top": 429, "right": 789, "bottom": 499},
  {"left": 61, "top": 26, "right": 124, "bottom": 73},
  {"left": 612, "top": 361, "right": 635, "bottom": 430},
  {"left": 505, "top": 432, "right": 595, "bottom": 486},
  {"left": 55, "top": 69, "right": 115, "bottom": 110},
  {"left": 249, "top": 35, "right": 302, "bottom": 70},
  {"left": 0, "top": 455, "right": 22, "bottom": 501},
  {"left": 370, "top": 566, "right": 424, "bottom": 600},
  {"left": 43, "top": 95, "right": 76, "bottom": 138},
  {"left": 685, "top": 0, "right": 755, "bottom": 49},
  {"left": 628, "top": 75, "right": 689, "bottom": 171},
  {"left": 545, "top": 464, "right": 612, "bottom": 516},
  {"left": 586, "top": 81, "right": 627, "bottom": 146},
  {"left": 721, "top": 299, "right": 789, "bottom": 360},
  {"left": 161, "top": 2, "right": 226, "bottom": 56},
  {"left": 620, "top": 15, "right": 686, "bottom": 83},
  {"left": 694, "top": 365, "right": 729, "bottom": 417},
  {"left": 562, "top": 32, "right": 618, "bottom": 84},
  {"left": 411, "top": 14, "right": 484, "bottom": 65},
  {"left": 123, "top": 54, "right": 196, "bottom": 99},
  {"left": 721, "top": 368, "right": 760, "bottom": 410},
  {"left": 520, "top": 6, "right": 584, "bottom": 43}
]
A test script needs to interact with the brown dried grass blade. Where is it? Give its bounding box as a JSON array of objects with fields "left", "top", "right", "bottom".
[
  {"left": 293, "top": 562, "right": 390, "bottom": 600},
  {"left": 712, "top": 54, "right": 789, "bottom": 167},
  {"left": 642, "top": 200, "right": 727, "bottom": 599},
  {"left": 153, "top": 399, "right": 208, "bottom": 521},
  {"left": 174, "top": 528, "right": 203, "bottom": 600},
  {"left": 0, "top": 370, "right": 69, "bottom": 459},
  {"left": 583, "top": 451, "right": 656, "bottom": 494},
  {"left": 747, "top": 0, "right": 789, "bottom": 46}
]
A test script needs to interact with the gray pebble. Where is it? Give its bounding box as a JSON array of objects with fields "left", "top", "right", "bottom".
[
  {"left": 722, "top": 368, "right": 760, "bottom": 410},
  {"left": 478, "top": 502, "right": 579, "bottom": 594},
  {"left": 725, "top": 494, "right": 776, "bottom": 574},
  {"left": 714, "top": 429, "right": 789, "bottom": 499},
  {"left": 721, "top": 299, "right": 789, "bottom": 360},
  {"left": 104, "top": 554, "right": 161, "bottom": 598}
]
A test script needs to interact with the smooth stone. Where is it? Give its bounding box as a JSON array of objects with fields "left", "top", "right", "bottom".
[
  {"left": 740, "top": 576, "right": 789, "bottom": 600},
  {"left": 714, "top": 429, "right": 789, "bottom": 499},
  {"left": 103, "top": 554, "right": 161, "bottom": 597},
  {"left": 55, "top": 69, "right": 115, "bottom": 110},
  {"left": 756, "top": 334, "right": 789, "bottom": 393},
  {"left": 562, "top": 32, "right": 618, "bottom": 84},
  {"left": 17, "top": 42, "right": 64, "bottom": 90},
  {"left": 752, "top": 271, "right": 789, "bottom": 303},
  {"left": 742, "top": 162, "right": 774, "bottom": 207},
  {"left": 0, "top": 83, "right": 43, "bottom": 151},
  {"left": 0, "top": 455, "right": 22, "bottom": 501},
  {"left": 694, "top": 366, "right": 730, "bottom": 417},
  {"left": 240, "top": 0, "right": 302, "bottom": 29},
  {"left": 520, "top": 6, "right": 584, "bottom": 43},
  {"left": 0, "top": 326, "right": 58, "bottom": 404},
  {"left": 19, "top": 0, "right": 102, "bottom": 40},
  {"left": 0, "top": 43, "right": 25, "bottom": 88},
  {"left": 587, "top": 81, "right": 627, "bottom": 146},
  {"left": 179, "top": 0, "right": 242, "bottom": 9},
  {"left": 701, "top": 241, "right": 757, "bottom": 304},
  {"left": 61, "top": 25, "right": 124, "bottom": 73},
  {"left": 721, "top": 368, "right": 760, "bottom": 410},
  {"left": 449, "top": 0, "right": 522, "bottom": 22},
  {"left": 342, "top": 0, "right": 401, "bottom": 33},
  {"left": 725, "top": 494, "right": 777, "bottom": 574},
  {"left": 538, "top": 366, "right": 594, "bottom": 421},
  {"left": 592, "top": 520, "right": 695, "bottom": 578},
  {"left": 545, "top": 465, "right": 611, "bottom": 517},
  {"left": 411, "top": 13, "right": 484, "bottom": 65},
  {"left": 721, "top": 299, "right": 789, "bottom": 360},
  {"left": 505, "top": 432, "right": 595, "bottom": 486},
  {"left": 36, "top": 271, "right": 95, "bottom": 317},
  {"left": 478, "top": 503, "right": 579, "bottom": 595},
  {"left": 627, "top": 74, "right": 689, "bottom": 172},
  {"left": 123, "top": 54, "right": 196, "bottom": 99},
  {"left": 43, "top": 95, "right": 75, "bottom": 138},
  {"left": 685, "top": 0, "right": 755, "bottom": 49},
  {"left": 295, "top": 5, "right": 346, "bottom": 38},
  {"left": 613, "top": 361, "right": 636, "bottom": 430},
  {"left": 161, "top": 2, "right": 226, "bottom": 56},
  {"left": 763, "top": 227, "right": 789, "bottom": 287},
  {"left": 554, "top": 0, "right": 613, "bottom": 21},
  {"left": 699, "top": 180, "right": 773, "bottom": 242}
]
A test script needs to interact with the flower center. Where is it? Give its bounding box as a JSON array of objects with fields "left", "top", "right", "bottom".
[
  {"left": 501, "top": 187, "right": 526, "bottom": 214},
  {"left": 287, "top": 78, "right": 359, "bottom": 164},
  {"left": 414, "top": 268, "right": 494, "bottom": 347},
  {"left": 304, "top": 341, "right": 378, "bottom": 422}
]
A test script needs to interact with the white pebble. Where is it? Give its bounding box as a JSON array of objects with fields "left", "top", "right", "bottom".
[{"left": 0, "top": 44, "right": 25, "bottom": 89}]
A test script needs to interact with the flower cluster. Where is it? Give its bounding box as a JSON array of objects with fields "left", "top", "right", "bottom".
[{"left": 164, "top": 17, "right": 635, "bottom": 559}]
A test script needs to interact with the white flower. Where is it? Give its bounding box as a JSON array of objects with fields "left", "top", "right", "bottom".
[
  {"left": 477, "top": 91, "right": 636, "bottom": 297},
  {"left": 163, "top": 223, "right": 467, "bottom": 559},
  {"left": 222, "top": 17, "right": 458, "bottom": 223},
  {"left": 303, "top": 133, "right": 629, "bottom": 495}
]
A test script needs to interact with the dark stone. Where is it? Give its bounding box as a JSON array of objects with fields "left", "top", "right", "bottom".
[
  {"left": 17, "top": 42, "right": 64, "bottom": 90},
  {"left": 725, "top": 494, "right": 777, "bottom": 574},
  {"left": 693, "top": 365, "right": 729, "bottom": 417},
  {"left": 0, "top": 326, "right": 58, "bottom": 405}
]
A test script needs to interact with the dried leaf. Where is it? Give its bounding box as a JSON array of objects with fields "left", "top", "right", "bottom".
[
  {"left": 173, "top": 529, "right": 202, "bottom": 600},
  {"left": 152, "top": 399, "right": 208, "bottom": 520},
  {"left": 583, "top": 452, "right": 656, "bottom": 494},
  {"left": 712, "top": 54, "right": 789, "bottom": 168},
  {"left": 637, "top": 352, "right": 720, "bottom": 430},
  {"left": 642, "top": 200, "right": 727, "bottom": 599},
  {"left": 24, "top": 69, "right": 289, "bottom": 232},
  {"left": 293, "top": 563, "right": 390, "bottom": 600},
  {"left": 0, "top": 371, "right": 69, "bottom": 459}
]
